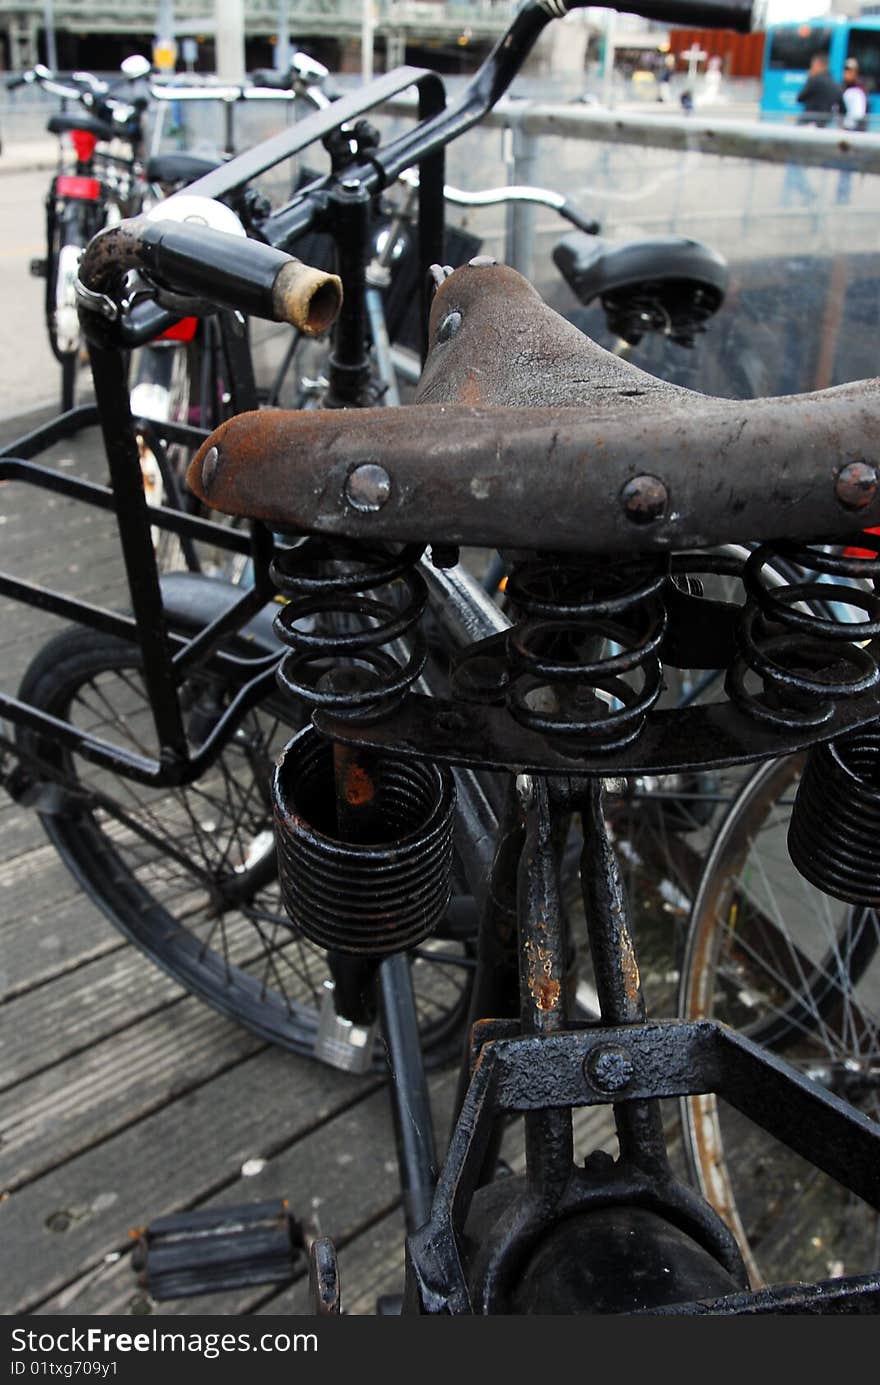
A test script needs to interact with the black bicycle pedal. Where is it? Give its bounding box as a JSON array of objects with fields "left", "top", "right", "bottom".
[
  {"left": 29, "top": 257, "right": 47, "bottom": 279},
  {"left": 131, "top": 1199, "right": 304, "bottom": 1300}
]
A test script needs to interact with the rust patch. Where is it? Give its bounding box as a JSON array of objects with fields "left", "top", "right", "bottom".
[
  {"left": 619, "top": 929, "right": 642, "bottom": 1008},
  {"left": 532, "top": 976, "right": 561, "bottom": 1012},
  {"left": 524, "top": 935, "right": 561, "bottom": 1013},
  {"left": 342, "top": 762, "right": 375, "bottom": 807}
]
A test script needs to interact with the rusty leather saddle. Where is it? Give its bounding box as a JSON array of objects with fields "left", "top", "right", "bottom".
[{"left": 187, "top": 261, "right": 880, "bottom": 555}]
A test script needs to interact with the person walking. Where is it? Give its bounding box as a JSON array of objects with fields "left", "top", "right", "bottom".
[
  {"left": 782, "top": 52, "right": 843, "bottom": 207},
  {"left": 837, "top": 57, "right": 869, "bottom": 204},
  {"left": 841, "top": 57, "right": 868, "bottom": 130},
  {"left": 796, "top": 51, "right": 843, "bottom": 126}
]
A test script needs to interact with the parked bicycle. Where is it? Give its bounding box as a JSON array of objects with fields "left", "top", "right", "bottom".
[{"left": 8, "top": 56, "right": 153, "bottom": 410}]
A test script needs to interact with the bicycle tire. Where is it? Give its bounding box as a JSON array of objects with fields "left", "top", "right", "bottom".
[
  {"left": 678, "top": 753, "right": 880, "bottom": 1285},
  {"left": 46, "top": 196, "right": 97, "bottom": 408},
  {"left": 132, "top": 331, "right": 251, "bottom": 581},
  {"left": 16, "top": 625, "right": 473, "bottom": 1065}
]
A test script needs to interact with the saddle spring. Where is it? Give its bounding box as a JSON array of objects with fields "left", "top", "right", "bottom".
[
  {"left": 501, "top": 554, "right": 669, "bottom": 752},
  {"left": 727, "top": 539, "right": 880, "bottom": 729},
  {"left": 271, "top": 535, "right": 428, "bottom": 717},
  {"left": 270, "top": 535, "right": 455, "bottom": 957},
  {"left": 729, "top": 537, "right": 880, "bottom": 906}
]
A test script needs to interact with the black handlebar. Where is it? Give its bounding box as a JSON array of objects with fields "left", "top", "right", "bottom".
[
  {"left": 79, "top": 0, "right": 756, "bottom": 334},
  {"left": 79, "top": 218, "right": 342, "bottom": 338},
  {"left": 573, "top": 0, "right": 755, "bottom": 31}
]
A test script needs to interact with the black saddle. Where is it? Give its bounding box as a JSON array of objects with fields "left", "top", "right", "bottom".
[
  {"left": 146, "top": 153, "right": 225, "bottom": 187},
  {"left": 553, "top": 233, "right": 729, "bottom": 347},
  {"left": 47, "top": 112, "right": 117, "bottom": 142},
  {"left": 250, "top": 69, "right": 290, "bottom": 90}
]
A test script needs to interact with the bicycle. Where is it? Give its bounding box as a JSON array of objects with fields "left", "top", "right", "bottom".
[
  {"left": 8, "top": 56, "right": 153, "bottom": 411},
  {"left": 4, "top": 0, "right": 880, "bottom": 1311},
  {"left": 152, "top": 235, "right": 880, "bottom": 1313}
]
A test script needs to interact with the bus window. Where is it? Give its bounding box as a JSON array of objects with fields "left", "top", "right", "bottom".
[
  {"left": 846, "top": 28, "right": 880, "bottom": 92},
  {"left": 767, "top": 25, "right": 833, "bottom": 70}
]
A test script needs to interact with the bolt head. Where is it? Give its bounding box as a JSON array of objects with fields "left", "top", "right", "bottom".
[
  {"left": 200, "top": 445, "right": 220, "bottom": 490},
  {"left": 584, "top": 1044, "right": 635, "bottom": 1095},
  {"left": 344, "top": 462, "right": 391, "bottom": 513},
  {"left": 621, "top": 475, "right": 668, "bottom": 524},
  {"left": 836, "top": 460, "right": 878, "bottom": 510}
]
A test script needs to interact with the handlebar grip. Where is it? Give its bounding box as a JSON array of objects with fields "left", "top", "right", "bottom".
[
  {"left": 559, "top": 202, "right": 600, "bottom": 237},
  {"left": 139, "top": 221, "right": 342, "bottom": 335},
  {"left": 81, "top": 219, "right": 342, "bottom": 337},
  {"left": 566, "top": 0, "right": 755, "bottom": 34}
]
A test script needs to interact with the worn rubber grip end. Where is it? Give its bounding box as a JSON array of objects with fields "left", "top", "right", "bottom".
[{"left": 272, "top": 260, "right": 343, "bottom": 336}]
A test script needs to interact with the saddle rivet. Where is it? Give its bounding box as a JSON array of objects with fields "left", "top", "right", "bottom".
[
  {"left": 584, "top": 1044, "right": 635, "bottom": 1095},
  {"left": 437, "top": 311, "right": 462, "bottom": 343},
  {"left": 621, "top": 474, "right": 668, "bottom": 524},
  {"left": 200, "top": 445, "right": 220, "bottom": 490},
  {"left": 835, "top": 460, "right": 878, "bottom": 510},
  {"left": 345, "top": 462, "right": 391, "bottom": 512}
]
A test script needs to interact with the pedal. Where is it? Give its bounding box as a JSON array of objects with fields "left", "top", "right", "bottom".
[
  {"left": 29, "top": 257, "right": 47, "bottom": 279},
  {"left": 131, "top": 1200, "right": 304, "bottom": 1300},
  {"left": 314, "top": 979, "right": 377, "bottom": 1074},
  {"left": 309, "top": 1237, "right": 340, "bottom": 1315}
]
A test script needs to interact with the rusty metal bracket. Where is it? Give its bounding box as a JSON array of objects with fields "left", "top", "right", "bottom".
[{"left": 405, "top": 1018, "right": 880, "bottom": 1313}]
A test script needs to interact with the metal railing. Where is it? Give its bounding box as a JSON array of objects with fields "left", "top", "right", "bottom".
[{"left": 383, "top": 97, "right": 880, "bottom": 281}]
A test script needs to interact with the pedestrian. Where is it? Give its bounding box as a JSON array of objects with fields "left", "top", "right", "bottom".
[
  {"left": 782, "top": 52, "right": 842, "bottom": 207},
  {"left": 795, "top": 51, "right": 843, "bottom": 127},
  {"left": 837, "top": 57, "right": 869, "bottom": 204},
  {"left": 841, "top": 57, "right": 868, "bottom": 131},
  {"left": 658, "top": 53, "right": 675, "bottom": 104}
]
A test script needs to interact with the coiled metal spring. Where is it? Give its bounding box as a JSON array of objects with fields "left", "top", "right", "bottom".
[
  {"left": 502, "top": 556, "right": 668, "bottom": 751},
  {"left": 727, "top": 540, "right": 880, "bottom": 729},
  {"left": 271, "top": 536, "right": 428, "bottom": 717},
  {"left": 273, "top": 725, "right": 455, "bottom": 955},
  {"left": 789, "top": 727, "right": 880, "bottom": 905}
]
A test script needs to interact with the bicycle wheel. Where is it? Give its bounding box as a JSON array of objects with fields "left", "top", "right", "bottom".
[
  {"left": 16, "top": 626, "right": 473, "bottom": 1064},
  {"left": 678, "top": 753, "right": 880, "bottom": 1285},
  {"left": 46, "top": 193, "right": 104, "bottom": 410},
  {"left": 131, "top": 339, "right": 203, "bottom": 574},
  {"left": 132, "top": 329, "right": 251, "bottom": 581}
]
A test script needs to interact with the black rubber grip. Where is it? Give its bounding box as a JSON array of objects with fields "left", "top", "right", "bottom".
[
  {"left": 136, "top": 220, "right": 294, "bottom": 322},
  {"left": 569, "top": 0, "right": 754, "bottom": 34}
]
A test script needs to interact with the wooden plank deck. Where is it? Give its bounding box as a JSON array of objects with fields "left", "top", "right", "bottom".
[{"left": 0, "top": 401, "right": 615, "bottom": 1317}]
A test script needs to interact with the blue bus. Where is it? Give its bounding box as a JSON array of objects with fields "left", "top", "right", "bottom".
[{"left": 760, "top": 15, "right": 880, "bottom": 124}]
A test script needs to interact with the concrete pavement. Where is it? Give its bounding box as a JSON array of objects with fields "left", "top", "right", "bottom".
[{"left": 0, "top": 167, "right": 66, "bottom": 416}]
